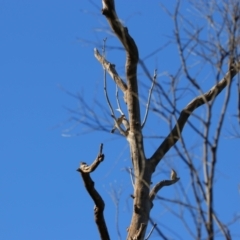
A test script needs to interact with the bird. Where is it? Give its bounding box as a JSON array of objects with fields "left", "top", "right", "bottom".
[
  {"left": 170, "top": 169, "right": 177, "bottom": 180},
  {"left": 111, "top": 115, "right": 125, "bottom": 133}
]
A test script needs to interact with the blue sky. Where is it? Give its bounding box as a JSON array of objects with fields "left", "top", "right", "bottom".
[{"left": 1, "top": 1, "right": 240, "bottom": 239}]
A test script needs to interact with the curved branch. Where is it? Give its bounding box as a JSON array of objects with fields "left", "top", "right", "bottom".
[
  {"left": 101, "top": 0, "right": 138, "bottom": 60},
  {"left": 101, "top": 0, "right": 141, "bottom": 133},
  {"left": 149, "top": 178, "right": 180, "bottom": 202},
  {"left": 149, "top": 62, "right": 240, "bottom": 170},
  {"left": 77, "top": 144, "right": 110, "bottom": 240}
]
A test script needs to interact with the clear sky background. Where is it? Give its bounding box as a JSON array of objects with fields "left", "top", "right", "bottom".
[{"left": 1, "top": 1, "right": 240, "bottom": 239}]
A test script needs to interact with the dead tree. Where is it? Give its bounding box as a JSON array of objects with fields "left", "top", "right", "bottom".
[{"left": 76, "top": 0, "right": 240, "bottom": 239}]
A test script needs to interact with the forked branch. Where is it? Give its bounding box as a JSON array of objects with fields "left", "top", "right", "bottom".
[
  {"left": 94, "top": 48, "right": 127, "bottom": 93},
  {"left": 77, "top": 144, "right": 110, "bottom": 240},
  {"left": 149, "top": 61, "right": 240, "bottom": 170},
  {"left": 101, "top": 0, "right": 141, "bottom": 133}
]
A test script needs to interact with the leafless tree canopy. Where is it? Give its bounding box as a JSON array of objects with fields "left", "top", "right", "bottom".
[{"left": 76, "top": 0, "right": 240, "bottom": 239}]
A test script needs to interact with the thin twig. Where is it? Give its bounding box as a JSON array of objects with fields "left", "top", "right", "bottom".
[
  {"left": 116, "top": 85, "right": 124, "bottom": 115},
  {"left": 129, "top": 167, "right": 135, "bottom": 189},
  {"left": 150, "top": 61, "right": 240, "bottom": 168},
  {"left": 101, "top": 39, "right": 115, "bottom": 119},
  {"left": 149, "top": 218, "right": 169, "bottom": 240},
  {"left": 145, "top": 223, "right": 157, "bottom": 240},
  {"left": 141, "top": 69, "right": 157, "bottom": 129}
]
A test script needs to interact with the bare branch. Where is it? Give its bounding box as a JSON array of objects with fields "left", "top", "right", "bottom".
[
  {"left": 99, "top": 37, "right": 128, "bottom": 136},
  {"left": 141, "top": 69, "right": 157, "bottom": 129},
  {"left": 94, "top": 48, "right": 127, "bottom": 93},
  {"left": 77, "top": 144, "right": 110, "bottom": 240},
  {"left": 108, "top": 183, "right": 123, "bottom": 240},
  {"left": 103, "top": 52, "right": 115, "bottom": 119},
  {"left": 116, "top": 85, "right": 124, "bottom": 114},
  {"left": 212, "top": 211, "right": 232, "bottom": 240},
  {"left": 101, "top": 0, "right": 141, "bottom": 133},
  {"left": 128, "top": 167, "right": 135, "bottom": 189},
  {"left": 149, "top": 178, "right": 180, "bottom": 202},
  {"left": 116, "top": 86, "right": 130, "bottom": 132},
  {"left": 145, "top": 222, "right": 157, "bottom": 240},
  {"left": 110, "top": 114, "right": 128, "bottom": 136},
  {"left": 149, "top": 62, "right": 240, "bottom": 170}
]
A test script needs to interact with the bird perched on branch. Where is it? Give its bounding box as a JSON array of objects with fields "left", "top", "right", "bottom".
[
  {"left": 170, "top": 169, "right": 177, "bottom": 180},
  {"left": 111, "top": 115, "right": 125, "bottom": 133}
]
